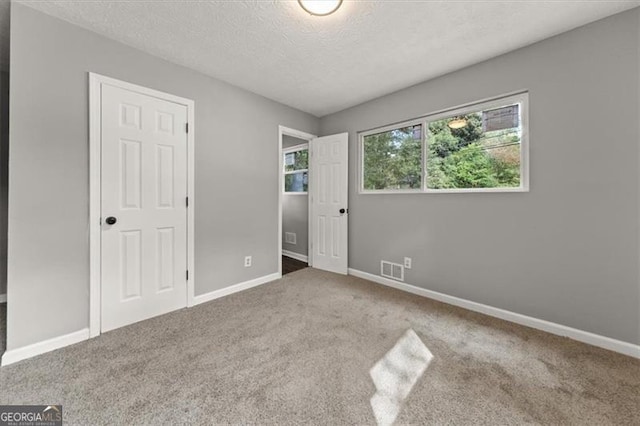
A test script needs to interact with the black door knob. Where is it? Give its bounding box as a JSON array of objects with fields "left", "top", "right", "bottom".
[
  {"left": 105, "top": 216, "right": 117, "bottom": 225},
  {"left": 339, "top": 208, "right": 346, "bottom": 214}
]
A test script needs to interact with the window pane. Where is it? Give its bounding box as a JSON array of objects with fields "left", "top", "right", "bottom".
[
  {"left": 284, "top": 149, "right": 309, "bottom": 172},
  {"left": 427, "top": 104, "right": 521, "bottom": 189},
  {"left": 362, "top": 125, "right": 422, "bottom": 190},
  {"left": 285, "top": 171, "right": 308, "bottom": 192}
]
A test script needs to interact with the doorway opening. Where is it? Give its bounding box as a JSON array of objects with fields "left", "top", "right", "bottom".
[
  {"left": 278, "top": 127, "right": 350, "bottom": 277},
  {"left": 279, "top": 127, "right": 315, "bottom": 276},
  {"left": 0, "top": 70, "right": 8, "bottom": 357}
]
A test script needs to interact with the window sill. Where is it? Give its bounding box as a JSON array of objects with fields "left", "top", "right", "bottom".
[{"left": 359, "top": 186, "right": 529, "bottom": 195}]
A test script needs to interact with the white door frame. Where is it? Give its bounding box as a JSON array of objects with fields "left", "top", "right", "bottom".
[
  {"left": 89, "top": 73, "right": 196, "bottom": 338},
  {"left": 278, "top": 126, "right": 316, "bottom": 276}
]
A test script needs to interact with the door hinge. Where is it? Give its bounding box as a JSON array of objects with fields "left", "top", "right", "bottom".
[
  {"left": 186, "top": 270, "right": 189, "bottom": 280},
  {"left": 186, "top": 196, "right": 189, "bottom": 207},
  {"left": 186, "top": 123, "right": 189, "bottom": 133}
]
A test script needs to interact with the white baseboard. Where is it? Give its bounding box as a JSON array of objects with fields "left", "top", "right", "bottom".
[
  {"left": 282, "top": 250, "right": 308, "bottom": 263},
  {"left": 1, "top": 328, "right": 90, "bottom": 366},
  {"left": 348, "top": 268, "right": 640, "bottom": 359},
  {"left": 0, "top": 293, "right": 6, "bottom": 303},
  {"left": 193, "top": 272, "right": 281, "bottom": 306}
]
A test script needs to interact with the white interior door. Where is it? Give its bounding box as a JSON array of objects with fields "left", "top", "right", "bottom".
[
  {"left": 101, "top": 84, "right": 188, "bottom": 332},
  {"left": 310, "top": 133, "right": 349, "bottom": 274}
]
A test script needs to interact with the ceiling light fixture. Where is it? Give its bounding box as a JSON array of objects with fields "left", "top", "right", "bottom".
[
  {"left": 448, "top": 118, "right": 468, "bottom": 129},
  {"left": 298, "top": 0, "right": 343, "bottom": 16}
]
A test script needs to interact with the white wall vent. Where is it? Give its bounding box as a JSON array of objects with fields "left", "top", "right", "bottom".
[
  {"left": 381, "top": 260, "right": 404, "bottom": 282},
  {"left": 285, "top": 232, "right": 297, "bottom": 245}
]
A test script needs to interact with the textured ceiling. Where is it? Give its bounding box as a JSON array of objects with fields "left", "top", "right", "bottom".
[{"left": 7, "top": 0, "right": 640, "bottom": 116}]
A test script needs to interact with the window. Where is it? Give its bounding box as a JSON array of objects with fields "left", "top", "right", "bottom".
[
  {"left": 283, "top": 145, "right": 308, "bottom": 193},
  {"left": 362, "top": 124, "right": 423, "bottom": 191},
  {"left": 360, "top": 92, "right": 528, "bottom": 193}
]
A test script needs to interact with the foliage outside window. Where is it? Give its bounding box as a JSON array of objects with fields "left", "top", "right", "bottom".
[
  {"left": 362, "top": 125, "right": 423, "bottom": 190},
  {"left": 284, "top": 147, "right": 308, "bottom": 193},
  {"left": 360, "top": 93, "right": 528, "bottom": 193}
]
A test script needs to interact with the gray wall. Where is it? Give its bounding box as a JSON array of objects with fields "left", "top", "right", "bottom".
[
  {"left": 0, "top": 71, "right": 7, "bottom": 297},
  {"left": 8, "top": 4, "right": 319, "bottom": 350},
  {"left": 320, "top": 9, "right": 640, "bottom": 345},
  {"left": 283, "top": 195, "right": 308, "bottom": 257},
  {"left": 283, "top": 135, "right": 307, "bottom": 149}
]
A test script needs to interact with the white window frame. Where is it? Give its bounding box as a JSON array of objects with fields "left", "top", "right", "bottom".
[
  {"left": 283, "top": 143, "right": 309, "bottom": 195},
  {"left": 359, "top": 91, "right": 529, "bottom": 194}
]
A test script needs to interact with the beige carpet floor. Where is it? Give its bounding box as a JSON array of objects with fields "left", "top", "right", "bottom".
[{"left": 0, "top": 269, "right": 638, "bottom": 425}]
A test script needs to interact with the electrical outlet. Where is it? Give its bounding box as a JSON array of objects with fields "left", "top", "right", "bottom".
[
  {"left": 404, "top": 257, "right": 412, "bottom": 269},
  {"left": 244, "top": 256, "right": 252, "bottom": 267}
]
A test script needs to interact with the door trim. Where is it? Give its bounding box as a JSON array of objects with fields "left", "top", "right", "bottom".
[
  {"left": 278, "top": 126, "right": 316, "bottom": 277},
  {"left": 89, "top": 73, "right": 195, "bottom": 338}
]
